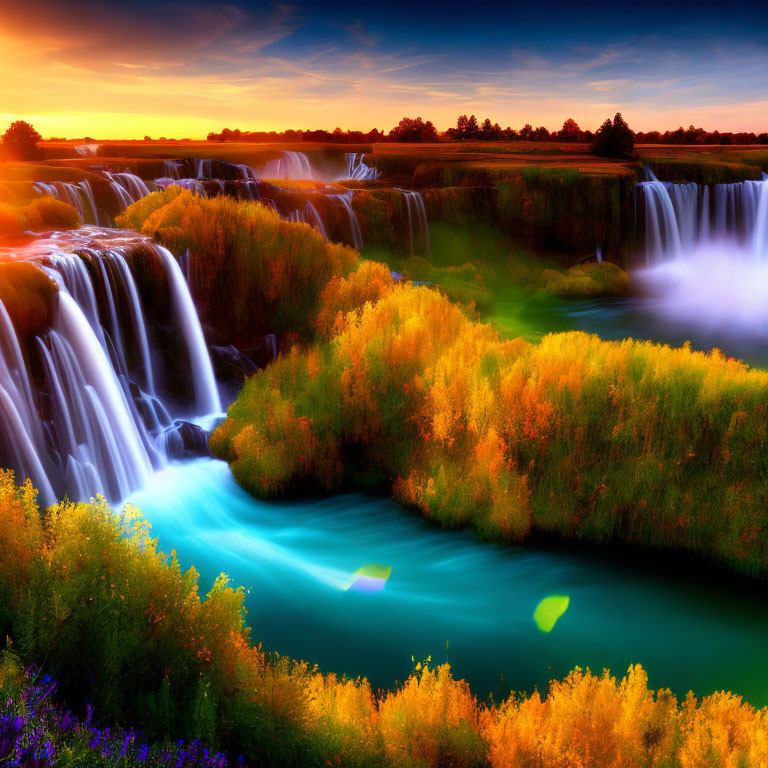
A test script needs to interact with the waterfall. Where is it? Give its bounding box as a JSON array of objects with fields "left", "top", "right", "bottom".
[
  {"left": 328, "top": 192, "right": 363, "bottom": 250},
  {"left": 755, "top": 178, "right": 768, "bottom": 257},
  {"left": 194, "top": 158, "right": 213, "bottom": 179},
  {"left": 154, "top": 177, "right": 208, "bottom": 196},
  {"left": 637, "top": 170, "right": 768, "bottom": 335},
  {"left": 106, "top": 172, "right": 151, "bottom": 208},
  {"left": 163, "top": 160, "right": 183, "bottom": 179},
  {"left": 262, "top": 151, "right": 314, "bottom": 180},
  {"left": 237, "top": 164, "right": 257, "bottom": 180},
  {"left": 639, "top": 169, "right": 768, "bottom": 264},
  {"left": 339, "top": 153, "right": 380, "bottom": 181},
  {"left": 303, "top": 201, "right": 327, "bottom": 239},
  {"left": 74, "top": 144, "right": 99, "bottom": 157},
  {"left": 34, "top": 180, "right": 100, "bottom": 225},
  {"left": 153, "top": 245, "right": 221, "bottom": 415},
  {"left": 395, "top": 189, "right": 430, "bottom": 257},
  {"left": 0, "top": 229, "right": 220, "bottom": 505}
]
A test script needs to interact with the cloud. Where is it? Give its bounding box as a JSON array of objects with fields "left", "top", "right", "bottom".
[{"left": 1, "top": 0, "right": 767, "bottom": 136}]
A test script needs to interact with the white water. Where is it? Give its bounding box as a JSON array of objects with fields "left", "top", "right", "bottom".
[
  {"left": 34, "top": 180, "right": 100, "bottom": 225},
  {"left": 0, "top": 228, "right": 220, "bottom": 504},
  {"left": 262, "top": 151, "right": 314, "bottom": 180},
  {"left": 637, "top": 170, "right": 768, "bottom": 335},
  {"left": 154, "top": 245, "right": 221, "bottom": 414},
  {"left": 339, "top": 153, "right": 380, "bottom": 181},
  {"left": 154, "top": 177, "right": 207, "bottom": 196},
  {"left": 395, "top": 188, "right": 430, "bottom": 257},
  {"left": 328, "top": 191, "right": 363, "bottom": 250}
]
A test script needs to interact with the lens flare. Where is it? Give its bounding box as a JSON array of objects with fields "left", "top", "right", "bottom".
[
  {"left": 533, "top": 595, "right": 570, "bottom": 632},
  {"left": 344, "top": 564, "right": 392, "bottom": 593}
]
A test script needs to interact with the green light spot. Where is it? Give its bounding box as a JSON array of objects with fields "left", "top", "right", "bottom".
[{"left": 533, "top": 595, "right": 570, "bottom": 632}]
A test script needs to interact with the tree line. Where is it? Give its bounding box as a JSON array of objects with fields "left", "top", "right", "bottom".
[{"left": 206, "top": 115, "right": 768, "bottom": 147}]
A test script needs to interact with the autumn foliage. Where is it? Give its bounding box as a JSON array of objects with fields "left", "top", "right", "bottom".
[
  {"left": 213, "top": 263, "right": 768, "bottom": 576},
  {"left": 0, "top": 196, "right": 81, "bottom": 236},
  {"left": 2, "top": 471, "right": 768, "bottom": 766},
  {"left": 117, "top": 188, "right": 358, "bottom": 345}
]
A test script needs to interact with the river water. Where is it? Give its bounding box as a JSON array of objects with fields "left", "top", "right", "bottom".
[{"left": 128, "top": 458, "right": 768, "bottom": 705}]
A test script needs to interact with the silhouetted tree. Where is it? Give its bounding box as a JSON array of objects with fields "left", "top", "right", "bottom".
[
  {"left": 3, "top": 121, "right": 42, "bottom": 159},
  {"left": 387, "top": 117, "right": 439, "bottom": 142},
  {"left": 520, "top": 123, "right": 534, "bottom": 140},
  {"left": 557, "top": 118, "right": 584, "bottom": 142},
  {"left": 480, "top": 119, "right": 502, "bottom": 140},
  {"left": 590, "top": 113, "right": 634, "bottom": 158}
]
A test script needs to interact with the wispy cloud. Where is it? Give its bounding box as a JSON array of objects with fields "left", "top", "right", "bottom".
[{"left": 1, "top": 0, "right": 767, "bottom": 136}]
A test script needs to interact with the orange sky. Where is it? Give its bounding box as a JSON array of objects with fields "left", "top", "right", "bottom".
[{"left": 2, "top": 0, "right": 766, "bottom": 139}]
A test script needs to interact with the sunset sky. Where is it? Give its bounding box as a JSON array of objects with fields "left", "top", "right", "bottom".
[{"left": 1, "top": 0, "right": 767, "bottom": 138}]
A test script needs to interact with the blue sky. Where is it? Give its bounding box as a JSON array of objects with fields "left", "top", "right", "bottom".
[{"left": 1, "top": 0, "right": 766, "bottom": 137}]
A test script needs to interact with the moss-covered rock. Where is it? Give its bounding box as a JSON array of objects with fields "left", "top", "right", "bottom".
[{"left": 0, "top": 261, "right": 58, "bottom": 340}]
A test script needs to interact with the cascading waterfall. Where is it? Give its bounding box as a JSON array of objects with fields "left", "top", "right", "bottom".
[
  {"left": 33, "top": 180, "right": 100, "bottom": 225},
  {"left": 74, "top": 144, "right": 99, "bottom": 157},
  {"left": 163, "top": 160, "right": 183, "bottom": 179},
  {"left": 154, "top": 177, "right": 208, "bottom": 196},
  {"left": 638, "top": 169, "right": 768, "bottom": 334},
  {"left": 0, "top": 228, "right": 221, "bottom": 505},
  {"left": 287, "top": 201, "right": 328, "bottom": 239},
  {"left": 154, "top": 244, "right": 221, "bottom": 415},
  {"left": 395, "top": 189, "right": 430, "bottom": 257},
  {"left": 640, "top": 169, "right": 768, "bottom": 264},
  {"left": 106, "top": 172, "right": 152, "bottom": 208},
  {"left": 262, "top": 151, "right": 314, "bottom": 180},
  {"left": 327, "top": 192, "right": 363, "bottom": 250},
  {"left": 339, "top": 153, "right": 380, "bottom": 181}
]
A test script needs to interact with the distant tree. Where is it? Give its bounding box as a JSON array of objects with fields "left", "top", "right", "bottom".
[
  {"left": 533, "top": 125, "right": 550, "bottom": 141},
  {"left": 144, "top": 135, "right": 152, "bottom": 141},
  {"left": 520, "top": 123, "right": 533, "bottom": 140},
  {"left": 387, "top": 117, "right": 439, "bottom": 142},
  {"left": 2, "top": 121, "right": 42, "bottom": 159},
  {"left": 480, "top": 118, "right": 502, "bottom": 140},
  {"left": 590, "top": 113, "right": 635, "bottom": 158},
  {"left": 557, "top": 118, "right": 583, "bottom": 142}
]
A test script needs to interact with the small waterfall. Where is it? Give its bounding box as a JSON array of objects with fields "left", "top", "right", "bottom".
[
  {"left": 194, "top": 158, "right": 213, "bottom": 179},
  {"left": 286, "top": 202, "right": 328, "bottom": 239},
  {"left": 237, "top": 164, "right": 257, "bottom": 180},
  {"left": 74, "top": 144, "right": 99, "bottom": 157},
  {"left": 339, "top": 153, "right": 380, "bottom": 181},
  {"left": 395, "top": 189, "right": 430, "bottom": 257},
  {"left": 328, "top": 192, "right": 363, "bottom": 250},
  {"left": 154, "top": 177, "right": 208, "bottom": 196},
  {"left": 303, "top": 201, "right": 327, "bottom": 239},
  {"left": 34, "top": 180, "right": 100, "bottom": 225},
  {"left": 106, "top": 172, "right": 151, "bottom": 208},
  {"left": 262, "top": 151, "right": 314, "bottom": 180},
  {"left": 163, "top": 160, "right": 183, "bottom": 179},
  {"left": 639, "top": 169, "right": 768, "bottom": 264},
  {"left": 0, "top": 229, "right": 220, "bottom": 504}
]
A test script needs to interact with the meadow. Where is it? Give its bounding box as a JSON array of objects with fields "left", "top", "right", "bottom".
[{"left": 1, "top": 141, "right": 768, "bottom": 766}]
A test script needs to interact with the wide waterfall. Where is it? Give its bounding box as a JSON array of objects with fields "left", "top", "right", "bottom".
[
  {"left": 34, "top": 173, "right": 153, "bottom": 225},
  {"left": 638, "top": 170, "right": 768, "bottom": 335},
  {"left": 640, "top": 169, "right": 768, "bottom": 263},
  {"left": 0, "top": 228, "right": 221, "bottom": 506}
]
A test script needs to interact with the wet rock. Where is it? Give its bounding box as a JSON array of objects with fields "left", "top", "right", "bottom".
[{"left": 159, "top": 420, "right": 212, "bottom": 460}]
